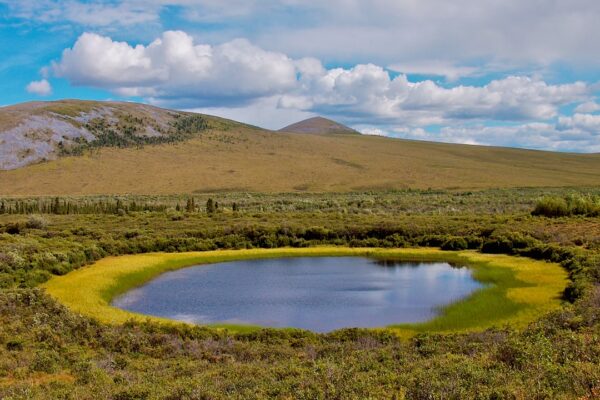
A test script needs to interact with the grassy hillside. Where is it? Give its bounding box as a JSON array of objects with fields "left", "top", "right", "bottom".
[
  {"left": 0, "top": 99, "right": 247, "bottom": 170},
  {"left": 1, "top": 100, "right": 600, "bottom": 195}
]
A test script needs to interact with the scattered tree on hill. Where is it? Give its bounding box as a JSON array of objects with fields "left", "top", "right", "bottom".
[{"left": 52, "top": 197, "right": 61, "bottom": 214}]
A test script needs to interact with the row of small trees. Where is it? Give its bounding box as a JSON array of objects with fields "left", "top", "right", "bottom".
[
  {"left": 179, "top": 198, "right": 239, "bottom": 214},
  {"left": 0, "top": 198, "right": 168, "bottom": 215},
  {"left": 0, "top": 197, "right": 240, "bottom": 216}
]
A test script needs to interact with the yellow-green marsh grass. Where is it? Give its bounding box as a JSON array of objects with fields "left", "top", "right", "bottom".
[{"left": 42, "top": 247, "right": 568, "bottom": 334}]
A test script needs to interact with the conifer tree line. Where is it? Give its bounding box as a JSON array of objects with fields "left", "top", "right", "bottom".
[
  {"left": 0, "top": 196, "right": 237, "bottom": 215},
  {"left": 181, "top": 198, "right": 227, "bottom": 214},
  {"left": 0, "top": 198, "right": 168, "bottom": 215}
]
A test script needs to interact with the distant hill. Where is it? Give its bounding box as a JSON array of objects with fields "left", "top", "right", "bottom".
[
  {"left": 279, "top": 117, "right": 359, "bottom": 135},
  {"left": 1, "top": 100, "right": 600, "bottom": 195}
]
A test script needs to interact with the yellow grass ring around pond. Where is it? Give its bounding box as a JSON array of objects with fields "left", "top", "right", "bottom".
[{"left": 42, "top": 247, "right": 568, "bottom": 336}]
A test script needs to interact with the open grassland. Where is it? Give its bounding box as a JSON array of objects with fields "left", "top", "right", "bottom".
[
  {"left": 2, "top": 126, "right": 600, "bottom": 195},
  {"left": 43, "top": 248, "right": 568, "bottom": 335}
]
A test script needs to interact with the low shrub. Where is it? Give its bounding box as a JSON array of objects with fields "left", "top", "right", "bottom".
[
  {"left": 532, "top": 196, "right": 569, "bottom": 217},
  {"left": 25, "top": 215, "right": 49, "bottom": 229}
]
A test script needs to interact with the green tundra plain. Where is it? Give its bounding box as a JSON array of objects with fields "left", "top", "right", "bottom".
[{"left": 0, "top": 188, "right": 599, "bottom": 399}]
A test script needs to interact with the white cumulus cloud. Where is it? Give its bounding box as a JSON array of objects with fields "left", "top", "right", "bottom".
[
  {"left": 557, "top": 113, "right": 600, "bottom": 133},
  {"left": 358, "top": 127, "right": 386, "bottom": 136},
  {"left": 387, "top": 61, "right": 479, "bottom": 82},
  {"left": 48, "top": 31, "right": 599, "bottom": 152},
  {"left": 52, "top": 32, "right": 591, "bottom": 122},
  {"left": 574, "top": 101, "right": 600, "bottom": 114},
  {"left": 386, "top": 121, "right": 600, "bottom": 153},
  {"left": 53, "top": 31, "right": 298, "bottom": 106},
  {"left": 25, "top": 79, "right": 52, "bottom": 96},
  {"left": 284, "top": 65, "right": 588, "bottom": 124}
]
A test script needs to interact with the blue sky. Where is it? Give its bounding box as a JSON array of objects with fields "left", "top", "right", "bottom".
[{"left": 1, "top": 0, "right": 600, "bottom": 152}]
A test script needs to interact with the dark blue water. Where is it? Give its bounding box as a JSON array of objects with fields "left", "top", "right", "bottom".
[{"left": 113, "top": 257, "right": 483, "bottom": 332}]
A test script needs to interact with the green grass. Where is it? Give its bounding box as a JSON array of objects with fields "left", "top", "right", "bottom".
[
  {"left": 42, "top": 247, "right": 568, "bottom": 335},
  {"left": 396, "top": 253, "right": 552, "bottom": 333}
]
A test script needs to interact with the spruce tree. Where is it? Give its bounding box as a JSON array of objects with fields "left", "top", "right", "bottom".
[
  {"left": 206, "top": 198, "right": 215, "bottom": 214},
  {"left": 186, "top": 198, "right": 196, "bottom": 212}
]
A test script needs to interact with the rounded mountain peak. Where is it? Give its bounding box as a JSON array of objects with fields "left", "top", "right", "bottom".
[{"left": 279, "top": 116, "right": 359, "bottom": 135}]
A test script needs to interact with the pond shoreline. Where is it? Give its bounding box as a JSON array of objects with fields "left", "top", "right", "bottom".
[
  {"left": 42, "top": 247, "right": 568, "bottom": 336},
  {"left": 112, "top": 256, "right": 484, "bottom": 332}
]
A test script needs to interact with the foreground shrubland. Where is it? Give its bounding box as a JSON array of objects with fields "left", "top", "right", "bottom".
[
  {"left": 0, "top": 289, "right": 598, "bottom": 399},
  {"left": 0, "top": 188, "right": 599, "bottom": 398}
]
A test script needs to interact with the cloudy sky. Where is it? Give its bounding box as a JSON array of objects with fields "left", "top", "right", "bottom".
[{"left": 2, "top": 0, "right": 600, "bottom": 152}]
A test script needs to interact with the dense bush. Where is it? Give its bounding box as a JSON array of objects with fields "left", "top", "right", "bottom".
[
  {"left": 481, "top": 232, "right": 537, "bottom": 254},
  {"left": 532, "top": 196, "right": 569, "bottom": 217},
  {"left": 533, "top": 194, "right": 600, "bottom": 217}
]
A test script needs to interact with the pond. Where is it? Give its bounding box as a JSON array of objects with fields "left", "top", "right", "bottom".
[{"left": 112, "top": 256, "right": 484, "bottom": 332}]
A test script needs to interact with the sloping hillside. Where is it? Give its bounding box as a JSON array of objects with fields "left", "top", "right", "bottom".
[
  {"left": 0, "top": 100, "right": 244, "bottom": 170},
  {"left": 1, "top": 100, "right": 600, "bottom": 195}
]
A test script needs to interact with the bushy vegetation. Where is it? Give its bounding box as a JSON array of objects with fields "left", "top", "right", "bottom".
[
  {"left": 532, "top": 194, "right": 600, "bottom": 217},
  {"left": 0, "top": 188, "right": 599, "bottom": 398},
  {"left": 2, "top": 187, "right": 599, "bottom": 215},
  {"left": 0, "top": 189, "right": 598, "bottom": 294}
]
